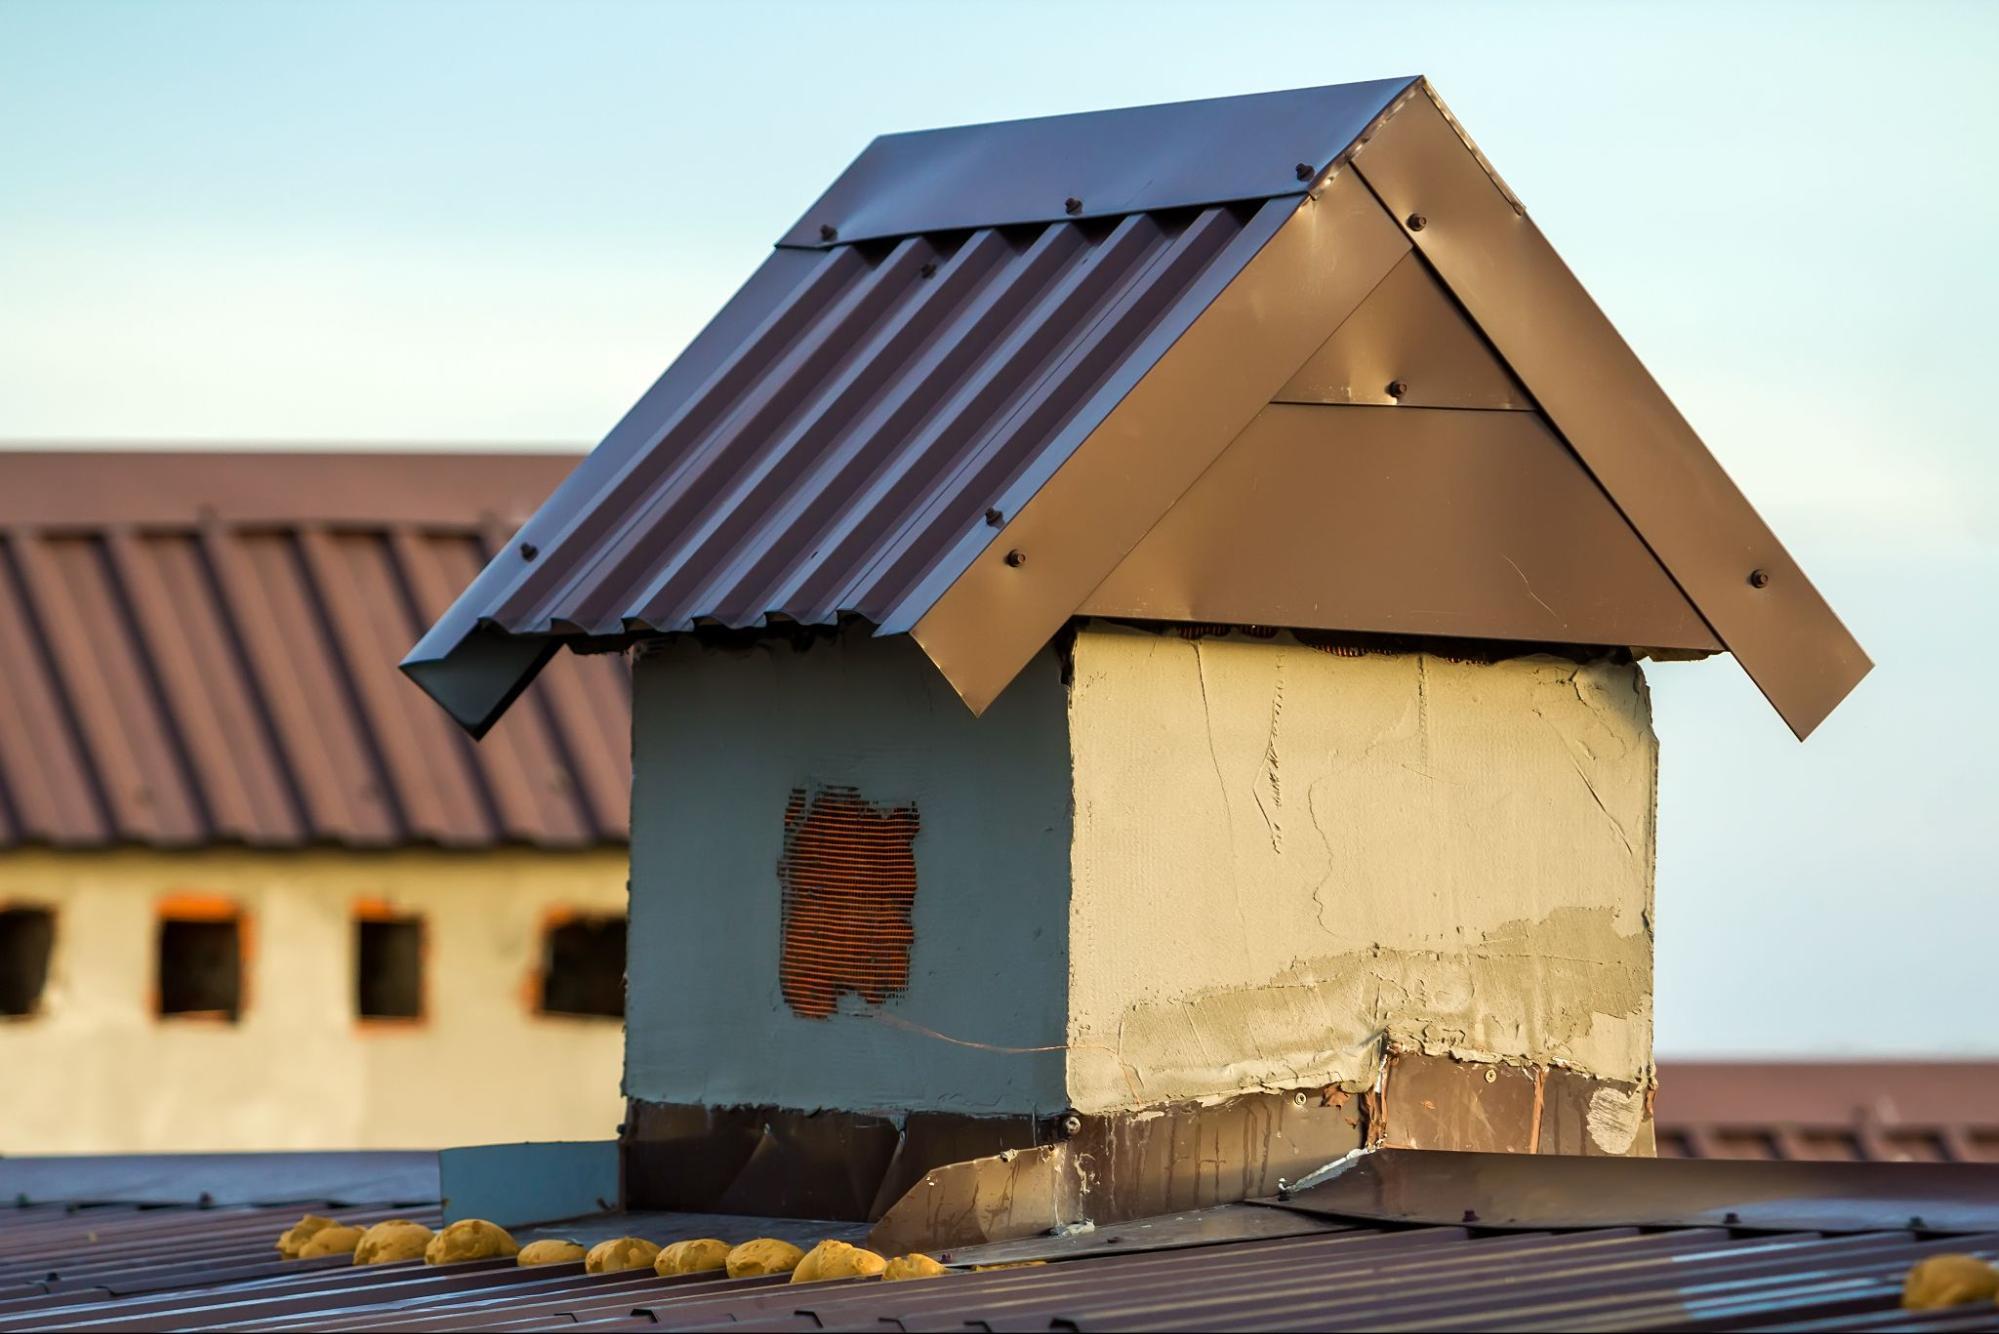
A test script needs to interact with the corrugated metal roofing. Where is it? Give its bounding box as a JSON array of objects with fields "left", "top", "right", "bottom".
[
  {"left": 403, "top": 76, "right": 1867, "bottom": 741},
  {"left": 1656, "top": 1062, "right": 1999, "bottom": 1165},
  {"left": 5, "top": 1201, "right": 1997, "bottom": 1332},
  {"left": 409, "top": 198, "right": 1299, "bottom": 675},
  {"left": 0, "top": 451, "right": 628, "bottom": 850},
  {"left": 401, "top": 81, "right": 1423, "bottom": 734}
]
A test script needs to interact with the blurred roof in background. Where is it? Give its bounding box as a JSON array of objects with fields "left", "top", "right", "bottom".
[{"left": 0, "top": 450, "right": 625, "bottom": 850}]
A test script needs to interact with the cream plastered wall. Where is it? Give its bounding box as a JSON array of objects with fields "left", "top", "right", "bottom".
[
  {"left": 1064, "top": 625, "right": 1657, "bottom": 1114},
  {"left": 0, "top": 848, "right": 628, "bottom": 1153}
]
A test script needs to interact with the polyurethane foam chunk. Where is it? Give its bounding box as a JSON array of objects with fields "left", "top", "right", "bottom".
[
  {"left": 517, "top": 1239, "right": 588, "bottom": 1267},
  {"left": 296, "top": 1225, "right": 365, "bottom": 1259},
  {"left": 725, "top": 1237, "right": 805, "bottom": 1278},
  {"left": 275, "top": 1213, "right": 337, "bottom": 1258},
  {"left": 791, "top": 1239, "right": 888, "bottom": 1284},
  {"left": 352, "top": 1220, "right": 435, "bottom": 1266},
  {"left": 656, "top": 1238, "right": 733, "bottom": 1275},
  {"left": 1903, "top": 1254, "right": 1999, "bottom": 1310},
  {"left": 883, "top": 1253, "right": 949, "bottom": 1281},
  {"left": 585, "top": 1236, "right": 662, "bottom": 1274},
  {"left": 424, "top": 1218, "right": 520, "bottom": 1265}
]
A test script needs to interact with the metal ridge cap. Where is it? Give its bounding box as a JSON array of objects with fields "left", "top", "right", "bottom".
[{"left": 778, "top": 78, "right": 1421, "bottom": 249}]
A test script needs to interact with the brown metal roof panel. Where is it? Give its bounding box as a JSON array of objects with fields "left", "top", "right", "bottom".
[
  {"left": 405, "top": 199, "right": 1300, "bottom": 733},
  {"left": 1081, "top": 404, "right": 1723, "bottom": 651},
  {"left": 0, "top": 536, "right": 108, "bottom": 844},
  {"left": 524, "top": 207, "right": 1266, "bottom": 638},
  {"left": 0, "top": 450, "right": 583, "bottom": 529},
  {"left": 18, "top": 533, "right": 206, "bottom": 844},
  {"left": 776, "top": 79, "right": 1417, "bottom": 246},
  {"left": 0, "top": 451, "right": 631, "bottom": 850}
]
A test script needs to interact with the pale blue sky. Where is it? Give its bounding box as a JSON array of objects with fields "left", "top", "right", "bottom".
[{"left": 2, "top": 0, "right": 1993, "bottom": 1054}]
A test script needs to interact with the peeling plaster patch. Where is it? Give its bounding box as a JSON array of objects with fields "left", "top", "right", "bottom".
[
  {"left": 1586, "top": 1084, "right": 1646, "bottom": 1155},
  {"left": 1065, "top": 625, "right": 1656, "bottom": 1115},
  {"left": 1084, "top": 906, "right": 1649, "bottom": 1109}
]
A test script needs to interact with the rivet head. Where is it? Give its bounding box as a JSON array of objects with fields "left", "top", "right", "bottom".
[
  {"left": 1004, "top": 548, "right": 1027, "bottom": 568},
  {"left": 519, "top": 541, "right": 539, "bottom": 561},
  {"left": 1294, "top": 162, "right": 1315, "bottom": 181},
  {"left": 918, "top": 260, "right": 937, "bottom": 278},
  {"left": 1292, "top": 1090, "right": 1309, "bottom": 1107},
  {"left": 1387, "top": 380, "right": 1409, "bottom": 399},
  {"left": 1484, "top": 1068, "right": 1498, "bottom": 1083},
  {"left": 1062, "top": 1113, "right": 1083, "bottom": 1135},
  {"left": 819, "top": 223, "right": 838, "bottom": 242},
  {"left": 1063, "top": 196, "right": 1083, "bottom": 215},
  {"left": 1748, "top": 568, "right": 1771, "bottom": 589},
  {"left": 1406, "top": 213, "right": 1427, "bottom": 231},
  {"left": 984, "top": 507, "right": 1004, "bottom": 527}
]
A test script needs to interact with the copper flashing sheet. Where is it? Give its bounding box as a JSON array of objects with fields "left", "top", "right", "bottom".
[
  {"left": 1082, "top": 404, "right": 1721, "bottom": 650},
  {"left": 1273, "top": 249, "right": 1535, "bottom": 409},
  {"left": 1348, "top": 83, "right": 1870, "bottom": 737},
  {"left": 0, "top": 451, "right": 628, "bottom": 850},
  {"left": 1272, "top": 1147, "right": 1999, "bottom": 1235}
]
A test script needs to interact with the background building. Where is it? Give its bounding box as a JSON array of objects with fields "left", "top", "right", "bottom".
[{"left": 0, "top": 450, "right": 631, "bottom": 1152}]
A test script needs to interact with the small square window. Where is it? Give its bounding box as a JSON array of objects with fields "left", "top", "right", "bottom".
[
  {"left": 539, "top": 915, "right": 625, "bottom": 1018},
  {"left": 1, "top": 905, "right": 55, "bottom": 1017},
  {"left": 357, "top": 915, "right": 424, "bottom": 1021},
  {"left": 158, "top": 906, "right": 242, "bottom": 1020}
]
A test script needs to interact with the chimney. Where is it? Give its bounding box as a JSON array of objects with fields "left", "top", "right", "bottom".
[
  {"left": 403, "top": 78, "right": 1868, "bottom": 1248},
  {"left": 618, "top": 622, "right": 1658, "bottom": 1240}
]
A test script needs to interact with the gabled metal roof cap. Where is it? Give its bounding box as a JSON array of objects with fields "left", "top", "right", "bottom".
[{"left": 778, "top": 78, "right": 1419, "bottom": 246}]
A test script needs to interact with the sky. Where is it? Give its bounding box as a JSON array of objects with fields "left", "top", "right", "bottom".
[{"left": 1, "top": 0, "right": 1993, "bottom": 1056}]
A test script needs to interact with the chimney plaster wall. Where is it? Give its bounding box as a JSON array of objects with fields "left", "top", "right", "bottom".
[
  {"left": 1063, "top": 625, "right": 1657, "bottom": 1115},
  {"left": 625, "top": 634, "right": 1074, "bottom": 1116}
]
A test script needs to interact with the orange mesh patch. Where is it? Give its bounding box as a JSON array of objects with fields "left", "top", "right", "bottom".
[{"left": 778, "top": 786, "right": 918, "bottom": 1020}]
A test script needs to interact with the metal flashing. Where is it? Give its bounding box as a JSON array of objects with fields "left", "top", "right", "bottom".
[
  {"left": 776, "top": 78, "right": 1419, "bottom": 247},
  {"left": 1080, "top": 403, "right": 1722, "bottom": 651},
  {"left": 1347, "top": 83, "right": 1871, "bottom": 737}
]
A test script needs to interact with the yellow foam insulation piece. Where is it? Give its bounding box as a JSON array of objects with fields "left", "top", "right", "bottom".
[
  {"left": 791, "top": 1239, "right": 888, "bottom": 1285},
  {"left": 585, "top": 1236, "right": 662, "bottom": 1274},
  {"left": 725, "top": 1237, "right": 805, "bottom": 1278},
  {"left": 883, "top": 1253, "right": 949, "bottom": 1282},
  {"left": 424, "top": 1219, "right": 520, "bottom": 1265},
  {"left": 275, "top": 1213, "right": 337, "bottom": 1258},
  {"left": 352, "top": 1220, "right": 436, "bottom": 1266},
  {"left": 973, "top": 1259, "right": 1047, "bottom": 1271},
  {"left": 1903, "top": 1254, "right": 1999, "bottom": 1310},
  {"left": 296, "top": 1225, "right": 364, "bottom": 1259},
  {"left": 517, "top": 1238, "right": 588, "bottom": 1267},
  {"left": 655, "top": 1239, "right": 733, "bottom": 1275}
]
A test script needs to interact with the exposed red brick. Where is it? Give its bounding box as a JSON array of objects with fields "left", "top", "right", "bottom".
[{"left": 778, "top": 786, "right": 918, "bottom": 1020}]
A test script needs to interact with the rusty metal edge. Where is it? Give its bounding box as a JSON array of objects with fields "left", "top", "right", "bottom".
[
  {"left": 1264, "top": 1147, "right": 1999, "bottom": 1235},
  {"left": 1348, "top": 81, "right": 1871, "bottom": 739}
]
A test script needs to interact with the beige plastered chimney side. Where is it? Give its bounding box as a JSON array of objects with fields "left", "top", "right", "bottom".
[{"left": 1062, "top": 623, "right": 1657, "bottom": 1115}]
